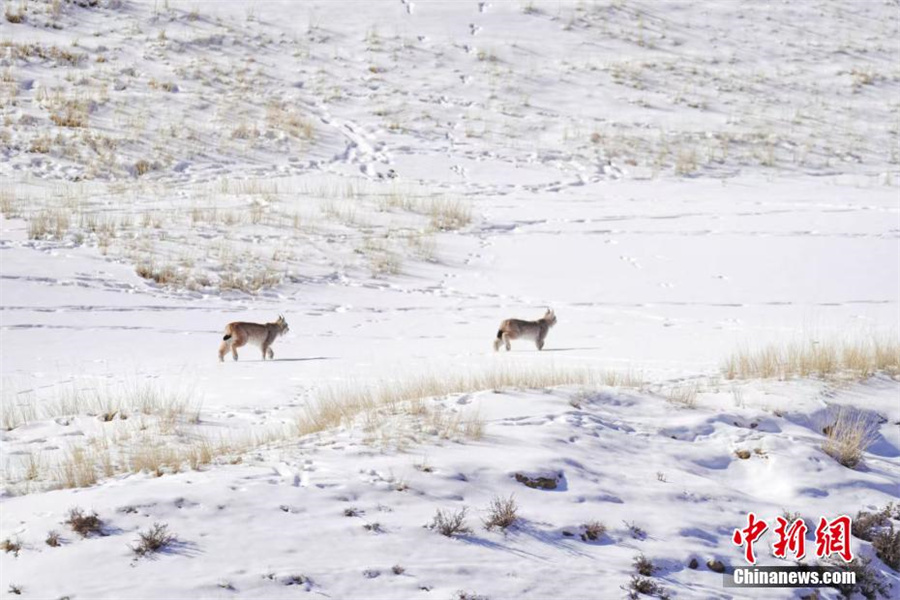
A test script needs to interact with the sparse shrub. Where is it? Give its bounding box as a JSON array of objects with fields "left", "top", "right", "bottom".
[
  {"left": 49, "top": 101, "right": 89, "bottom": 128},
  {"left": 135, "top": 261, "right": 179, "bottom": 285},
  {"left": 625, "top": 521, "right": 647, "bottom": 540},
  {"left": 853, "top": 506, "right": 892, "bottom": 541},
  {"left": 392, "top": 564, "right": 405, "bottom": 575},
  {"left": 454, "top": 592, "right": 489, "bottom": 600},
  {"left": 45, "top": 531, "right": 61, "bottom": 547},
  {"left": 483, "top": 495, "right": 519, "bottom": 531},
  {"left": 872, "top": 524, "right": 899, "bottom": 571},
  {"left": 414, "top": 460, "right": 434, "bottom": 473},
  {"left": 66, "top": 507, "right": 102, "bottom": 537},
  {"left": 581, "top": 520, "right": 606, "bottom": 541},
  {"left": 28, "top": 210, "right": 70, "bottom": 240},
  {"left": 781, "top": 510, "right": 802, "bottom": 524},
  {"left": 429, "top": 507, "right": 472, "bottom": 537},
  {"left": 428, "top": 198, "right": 472, "bottom": 231},
  {"left": 7, "top": 585, "right": 22, "bottom": 596},
  {"left": 363, "top": 522, "right": 383, "bottom": 533},
  {"left": 134, "top": 159, "right": 153, "bottom": 177},
  {"left": 344, "top": 507, "right": 362, "bottom": 517},
  {"left": 826, "top": 555, "right": 890, "bottom": 599},
  {"left": 130, "top": 523, "right": 176, "bottom": 557},
  {"left": 627, "top": 575, "right": 670, "bottom": 599},
  {"left": 666, "top": 384, "right": 697, "bottom": 408},
  {"left": 633, "top": 554, "right": 656, "bottom": 576},
  {"left": 1, "top": 538, "right": 21, "bottom": 556},
  {"left": 5, "top": 7, "right": 25, "bottom": 24},
  {"left": 823, "top": 407, "right": 879, "bottom": 468}
]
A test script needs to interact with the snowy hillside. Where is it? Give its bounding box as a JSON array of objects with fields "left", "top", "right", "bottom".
[{"left": 1, "top": 1, "right": 898, "bottom": 599}]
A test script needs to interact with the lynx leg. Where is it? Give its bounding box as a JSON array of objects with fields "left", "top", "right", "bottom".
[
  {"left": 232, "top": 344, "right": 239, "bottom": 361},
  {"left": 218, "top": 341, "right": 229, "bottom": 362},
  {"left": 503, "top": 332, "right": 512, "bottom": 351},
  {"left": 261, "top": 344, "right": 269, "bottom": 360},
  {"left": 267, "top": 347, "right": 274, "bottom": 360},
  {"left": 493, "top": 338, "right": 502, "bottom": 352},
  {"left": 536, "top": 337, "right": 545, "bottom": 351}
]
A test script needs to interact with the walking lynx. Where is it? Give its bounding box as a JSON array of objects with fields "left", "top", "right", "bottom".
[
  {"left": 218, "top": 315, "right": 289, "bottom": 362},
  {"left": 493, "top": 309, "right": 557, "bottom": 351}
]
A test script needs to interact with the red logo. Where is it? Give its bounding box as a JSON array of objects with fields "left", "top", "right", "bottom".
[
  {"left": 733, "top": 514, "right": 853, "bottom": 564},
  {"left": 772, "top": 517, "right": 808, "bottom": 560},
  {"left": 815, "top": 516, "right": 853, "bottom": 563},
  {"left": 732, "top": 512, "right": 769, "bottom": 564}
]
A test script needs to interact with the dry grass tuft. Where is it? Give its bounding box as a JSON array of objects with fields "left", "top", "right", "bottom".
[
  {"left": 723, "top": 336, "right": 900, "bottom": 380},
  {"left": 56, "top": 447, "right": 99, "bottom": 488},
  {"left": 1, "top": 538, "right": 21, "bottom": 556},
  {"left": 664, "top": 383, "right": 697, "bottom": 408},
  {"left": 853, "top": 505, "right": 893, "bottom": 541},
  {"left": 627, "top": 575, "right": 670, "bottom": 600},
  {"left": 66, "top": 507, "right": 103, "bottom": 537},
  {"left": 49, "top": 100, "right": 89, "bottom": 128},
  {"left": 28, "top": 209, "right": 70, "bottom": 240},
  {"left": 483, "top": 495, "right": 519, "bottom": 531},
  {"left": 581, "top": 520, "right": 606, "bottom": 541},
  {"left": 873, "top": 524, "right": 900, "bottom": 571},
  {"left": 633, "top": 554, "right": 657, "bottom": 576},
  {"left": 45, "top": 531, "right": 61, "bottom": 547},
  {"left": 428, "top": 198, "right": 472, "bottom": 231},
  {"left": 429, "top": 507, "right": 472, "bottom": 537},
  {"left": 296, "top": 365, "right": 612, "bottom": 444},
  {"left": 4, "top": 6, "right": 25, "bottom": 24},
  {"left": 822, "top": 406, "right": 879, "bottom": 469},
  {"left": 130, "top": 523, "right": 176, "bottom": 558}
]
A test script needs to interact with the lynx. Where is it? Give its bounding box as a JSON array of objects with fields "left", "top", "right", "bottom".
[
  {"left": 218, "top": 315, "right": 289, "bottom": 362},
  {"left": 493, "top": 308, "right": 557, "bottom": 351}
]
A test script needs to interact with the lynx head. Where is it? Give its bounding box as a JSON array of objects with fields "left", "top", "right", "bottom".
[
  {"left": 543, "top": 308, "right": 557, "bottom": 327},
  {"left": 276, "top": 314, "right": 290, "bottom": 335}
]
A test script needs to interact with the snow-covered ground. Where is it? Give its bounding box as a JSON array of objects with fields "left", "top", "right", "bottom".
[{"left": 1, "top": 1, "right": 898, "bottom": 598}]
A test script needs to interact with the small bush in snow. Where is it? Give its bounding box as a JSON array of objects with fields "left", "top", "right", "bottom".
[
  {"left": 633, "top": 554, "right": 657, "bottom": 576},
  {"left": 483, "top": 495, "right": 519, "bottom": 531},
  {"left": 67, "top": 507, "right": 103, "bottom": 537},
  {"left": 1, "top": 538, "right": 21, "bottom": 556},
  {"left": 625, "top": 521, "right": 647, "bottom": 540},
  {"left": 454, "top": 591, "right": 489, "bottom": 600},
  {"left": 429, "top": 507, "right": 472, "bottom": 537},
  {"left": 853, "top": 506, "right": 892, "bottom": 541},
  {"left": 130, "top": 523, "right": 176, "bottom": 557},
  {"left": 823, "top": 407, "right": 878, "bottom": 469},
  {"left": 581, "top": 521, "right": 607, "bottom": 541},
  {"left": 45, "top": 531, "right": 61, "bottom": 547},
  {"left": 825, "top": 555, "right": 890, "bottom": 599},
  {"left": 872, "top": 524, "right": 900, "bottom": 571},
  {"left": 627, "top": 575, "right": 670, "bottom": 599},
  {"left": 363, "top": 522, "right": 383, "bottom": 533}
]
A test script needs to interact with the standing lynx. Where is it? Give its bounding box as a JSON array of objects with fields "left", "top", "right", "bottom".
[
  {"left": 493, "top": 308, "right": 557, "bottom": 351},
  {"left": 218, "top": 315, "right": 289, "bottom": 362}
]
